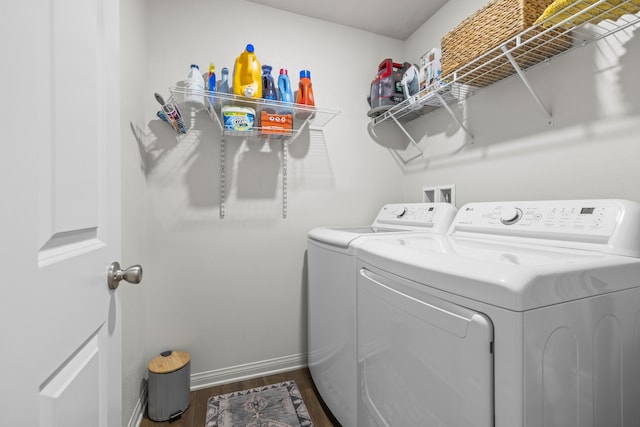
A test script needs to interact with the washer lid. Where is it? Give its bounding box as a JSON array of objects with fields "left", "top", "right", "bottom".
[
  {"left": 308, "top": 203, "right": 458, "bottom": 249},
  {"left": 357, "top": 235, "right": 640, "bottom": 311},
  {"left": 308, "top": 226, "right": 408, "bottom": 248}
]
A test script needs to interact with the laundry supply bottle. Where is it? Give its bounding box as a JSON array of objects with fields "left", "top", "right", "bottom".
[
  {"left": 261, "top": 65, "right": 277, "bottom": 101},
  {"left": 233, "top": 44, "right": 262, "bottom": 98},
  {"left": 277, "top": 68, "right": 294, "bottom": 114},
  {"left": 219, "top": 67, "right": 230, "bottom": 94},
  {"left": 296, "top": 69, "right": 315, "bottom": 107},
  {"left": 184, "top": 64, "right": 205, "bottom": 106},
  {"left": 207, "top": 63, "right": 217, "bottom": 107}
]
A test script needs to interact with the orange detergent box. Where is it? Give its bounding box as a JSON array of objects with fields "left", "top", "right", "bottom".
[{"left": 260, "top": 111, "right": 293, "bottom": 136}]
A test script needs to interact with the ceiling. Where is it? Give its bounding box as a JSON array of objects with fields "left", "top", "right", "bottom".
[{"left": 246, "top": 0, "right": 449, "bottom": 40}]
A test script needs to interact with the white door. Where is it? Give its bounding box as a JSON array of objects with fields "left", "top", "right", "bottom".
[{"left": 0, "top": 0, "right": 123, "bottom": 426}]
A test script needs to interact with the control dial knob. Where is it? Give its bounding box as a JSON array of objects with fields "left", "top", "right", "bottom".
[
  {"left": 394, "top": 207, "right": 408, "bottom": 218},
  {"left": 500, "top": 207, "right": 523, "bottom": 225}
]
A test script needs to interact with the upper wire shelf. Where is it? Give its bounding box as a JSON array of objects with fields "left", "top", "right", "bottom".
[{"left": 371, "top": 0, "right": 640, "bottom": 128}]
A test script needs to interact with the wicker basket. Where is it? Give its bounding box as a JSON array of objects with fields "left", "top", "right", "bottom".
[{"left": 441, "top": 0, "right": 571, "bottom": 87}]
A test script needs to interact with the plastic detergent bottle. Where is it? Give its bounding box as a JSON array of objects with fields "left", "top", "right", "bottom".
[
  {"left": 261, "top": 65, "right": 277, "bottom": 101},
  {"left": 184, "top": 64, "right": 204, "bottom": 106},
  {"left": 278, "top": 68, "right": 293, "bottom": 113},
  {"left": 233, "top": 44, "right": 262, "bottom": 98},
  {"left": 296, "top": 70, "right": 315, "bottom": 107},
  {"left": 207, "top": 63, "right": 217, "bottom": 106},
  {"left": 219, "top": 67, "right": 230, "bottom": 94}
]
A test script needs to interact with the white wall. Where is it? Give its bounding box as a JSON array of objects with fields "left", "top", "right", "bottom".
[
  {"left": 137, "top": 0, "right": 404, "bottom": 381},
  {"left": 119, "top": 0, "right": 150, "bottom": 424},
  {"left": 120, "top": 0, "right": 640, "bottom": 422},
  {"left": 399, "top": 0, "right": 640, "bottom": 206}
]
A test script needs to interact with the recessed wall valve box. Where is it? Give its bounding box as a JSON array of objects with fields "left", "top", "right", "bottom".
[{"left": 423, "top": 184, "right": 456, "bottom": 206}]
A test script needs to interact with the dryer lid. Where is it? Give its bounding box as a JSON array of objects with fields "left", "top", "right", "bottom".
[{"left": 357, "top": 235, "right": 640, "bottom": 311}]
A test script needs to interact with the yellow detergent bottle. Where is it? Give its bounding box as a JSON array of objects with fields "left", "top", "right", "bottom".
[{"left": 233, "top": 44, "right": 262, "bottom": 98}]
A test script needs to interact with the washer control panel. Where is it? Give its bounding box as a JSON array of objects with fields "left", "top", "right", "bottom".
[
  {"left": 452, "top": 200, "right": 623, "bottom": 242},
  {"left": 373, "top": 203, "right": 458, "bottom": 233}
]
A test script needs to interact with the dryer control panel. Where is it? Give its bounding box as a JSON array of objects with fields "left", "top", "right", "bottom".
[
  {"left": 373, "top": 203, "right": 457, "bottom": 233},
  {"left": 450, "top": 199, "right": 640, "bottom": 256}
]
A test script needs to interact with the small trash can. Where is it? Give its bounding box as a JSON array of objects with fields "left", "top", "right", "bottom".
[{"left": 147, "top": 350, "right": 191, "bottom": 422}]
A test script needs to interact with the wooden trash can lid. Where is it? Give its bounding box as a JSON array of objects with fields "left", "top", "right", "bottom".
[{"left": 148, "top": 350, "right": 191, "bottom": 374}]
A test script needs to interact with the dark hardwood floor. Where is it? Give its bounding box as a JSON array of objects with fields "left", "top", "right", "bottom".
[{"left": 140, "top": 368, "right": 340, "bottom": 427}]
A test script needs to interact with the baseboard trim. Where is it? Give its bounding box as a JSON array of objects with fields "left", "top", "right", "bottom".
[
  {"left": 127, "top": 386, "right": 147, "bottom": 427},
  {"left": 190, "top": 353, "right": 308, "bottom": 391}
]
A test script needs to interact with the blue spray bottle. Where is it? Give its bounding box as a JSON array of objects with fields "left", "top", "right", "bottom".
[{"left": 207, "top": 63, "right": 217, "bottom": 107}]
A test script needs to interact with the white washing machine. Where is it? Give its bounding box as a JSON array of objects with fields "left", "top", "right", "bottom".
[
  {"left": 356, "top": 199, "right": 640, "bottom": 427},
  {"left": 307, "top": 203, "right": 457, "bottom": 427}
]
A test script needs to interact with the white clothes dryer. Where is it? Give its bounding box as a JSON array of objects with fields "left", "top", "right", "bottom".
[
  {"left": 307, "top": 203, "right": 457, "bottom": 427},
  {"left": 356, "top": 199, "right": 640, "bottom": 427}
]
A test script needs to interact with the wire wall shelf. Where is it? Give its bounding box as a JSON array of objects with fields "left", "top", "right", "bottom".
[
  {"left": 169, "top": 86, "right": 341, "bottom": 142},
  {"left": 167, "top": 87, "right": 342, "bottom": 219},
  {"left": 371, "top": 0, "right": 640, "bottom": 164}
]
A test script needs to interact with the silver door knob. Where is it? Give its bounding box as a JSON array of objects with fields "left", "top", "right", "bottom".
[{"left": 108, "top": 262, "right": 143, "bottom": 290}]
